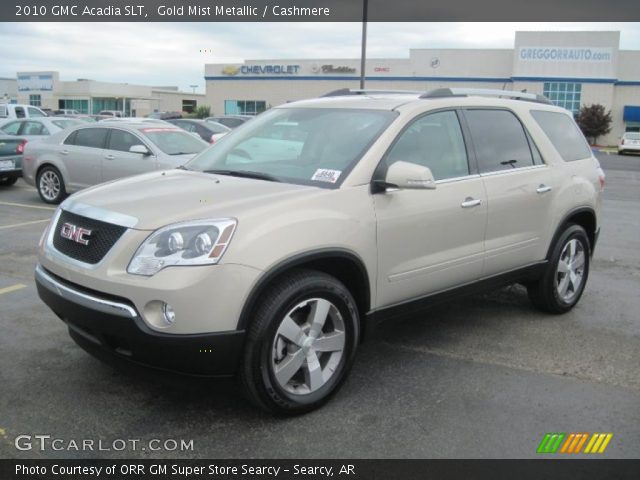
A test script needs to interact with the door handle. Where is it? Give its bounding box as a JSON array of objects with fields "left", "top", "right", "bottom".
[
  {"left": 104, "top": 154, "right": 115, "bottom": 160},
  {"left": 536, "top": 184, "right": 552, "bottom": 194},
  {"left": 461, "top": 197, "right": 482, "bottom": 208},
  {"left": 60, "top": 150, "right": 69, "bottom": 156}
]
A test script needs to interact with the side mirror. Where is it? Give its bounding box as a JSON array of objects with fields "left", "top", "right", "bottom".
[
  {"left": 379, "top": 161, "right": 436, "bottom": 191},
  {"left": 129, "top": 144, "right": 150, "bottom": 155}
]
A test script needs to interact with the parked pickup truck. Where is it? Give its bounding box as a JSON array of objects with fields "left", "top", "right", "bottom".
[
  {"left": 0, "top": 134, "right": 27, "bottom": 186},
  {"left": 0, "top": 103, "right": 48, "bottom": 120}
]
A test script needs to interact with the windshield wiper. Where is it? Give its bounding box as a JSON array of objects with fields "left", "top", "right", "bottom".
[{"left": 203, "top": 169, "right": 280, "bottom": 182}]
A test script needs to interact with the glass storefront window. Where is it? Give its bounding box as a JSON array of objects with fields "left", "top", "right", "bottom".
[
  {"left": 224, "top": 100, "right": 267, "bottom": 115},
  {"left": 29, "top": 94, "right": 41, "bottom": 107},
  {"left": 543, "top": 82, "right": 582, "bottom": 115}
]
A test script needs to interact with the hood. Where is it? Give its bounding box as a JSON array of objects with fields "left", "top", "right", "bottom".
[{"left": 63, "top": 169, "right": 319, "bottom": 230}]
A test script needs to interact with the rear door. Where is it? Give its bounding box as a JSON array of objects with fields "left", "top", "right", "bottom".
[
  {"left": 462, "top": 108, "right": 558, "bottom": 276},
  {"left": 374, "top": 109, "right": 487, "bottom": 307},
  {"left": 101, "top": 128, "right": 157, "bottom": 182},
  {"left": 61, "top": 127, "right": 108, "bottom": 189}
]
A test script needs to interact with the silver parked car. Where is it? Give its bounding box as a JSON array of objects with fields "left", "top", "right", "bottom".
[
  {"left": 0, "top": 117, "right": 83, "bottom": 143},
  {"left": 22, "top": 122, "right": 209, "bottom": 204}
]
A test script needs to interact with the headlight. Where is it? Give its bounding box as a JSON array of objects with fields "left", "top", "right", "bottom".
[{"left": 127, "top": 218, "right": 237, "bottom": 276}]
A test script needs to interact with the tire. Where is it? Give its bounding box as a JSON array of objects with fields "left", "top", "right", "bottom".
[
  {"left": 239, "top": 269, "right": 360, "bottom": 415},
  {"left": 527, "top": 224, "right": 590, "bottom": 314},
  {"left": 37, "top": 166, "right": 66, "bottom": 204},
  {"left": 0, "top": 176, "right": 18, "bottom": 186}
]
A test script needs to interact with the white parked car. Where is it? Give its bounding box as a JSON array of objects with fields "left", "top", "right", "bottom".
[
  {"left": 0, "top": 103, "right": 48, "bottom": 120},
  {"left": 618, "top": 132, "right": 640, "bottom": 155},
  {"left": 0, "top": 117, "right": 83, "bottom": 143}
]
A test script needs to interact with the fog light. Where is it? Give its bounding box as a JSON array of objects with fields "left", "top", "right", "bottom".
[{"left": 162, "top": 303, "right": 176, "bottom": 325}]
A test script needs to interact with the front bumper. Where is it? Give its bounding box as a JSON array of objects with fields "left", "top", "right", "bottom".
[{"left": 36, "top": 264, "right": 245, "bottom": 377}]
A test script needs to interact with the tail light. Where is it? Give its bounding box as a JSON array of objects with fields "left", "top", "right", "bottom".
[
  {"left": 16, "top": 140, "right": 27, "bottom": 154},
  {"left": 621, "top": 139, "right": 625, "bottom": 145},
  {"left": 597, "top": 167, "right": 605, "bottom": 191}
]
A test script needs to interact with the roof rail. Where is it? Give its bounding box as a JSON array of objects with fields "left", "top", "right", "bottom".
[
  {"left": 321, "top": 88, "right": 424, "bottom": 97},
  {"left": 420, "top": 88, "right": 553, "bottom": 105}
]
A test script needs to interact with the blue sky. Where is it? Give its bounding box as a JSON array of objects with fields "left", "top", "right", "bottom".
[{"left": 1, "top": 22, "right": 638, "bottom": 92}]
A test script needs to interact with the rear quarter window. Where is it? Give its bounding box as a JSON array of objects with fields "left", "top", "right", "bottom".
[{"left": 531, "top": 110, "right": 591, "bottom": 162}]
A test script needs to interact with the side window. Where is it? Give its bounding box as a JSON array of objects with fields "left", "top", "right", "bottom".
[
  {"left": 1, "top": 121, "right": 22, "bottom": 135},
  {"left": 15, "top": 107, "right": 26, "bottom": 118},
  {"left": 530, "top": 110, "right": 591, "bottom": 162},
  {"left": 465, "top": 109, "right": 535, "bottom": 173},
  {"left": 108, "top": 129, "right": 143, "bottom": 153},
  {"left": 23, "top": 121, "right": 48, "bottom": 136},
  {"left": 28, "top": 107, "right": 45, "bottom": 117},
  {"left": 382, "top": 110, "right": 469, "bottom": 181},
  {"left": 74, "top": 128, "right": 108, "bottom": 149}
]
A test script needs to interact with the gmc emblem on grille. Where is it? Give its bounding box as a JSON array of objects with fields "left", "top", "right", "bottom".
[{"left": 60, "top": 222, "right": 92, "bottom": 245}]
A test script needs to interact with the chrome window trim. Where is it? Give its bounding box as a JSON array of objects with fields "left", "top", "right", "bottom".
[
  {"left": 435, "top": 174, "right": 481, "bottom": 185},
  {"left": 35, "top": 264, "right": 137, "bottom": 318},
  {"left": 479, "top": 164, "right": 548, "bottom": 178}
]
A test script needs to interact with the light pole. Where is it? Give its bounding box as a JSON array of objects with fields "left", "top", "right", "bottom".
[
  {"left": 359, "top": 0, "right": 368, "bottom": 89},
  {"left": 189, "top": 84, "right": 198, "bottom": 93}
]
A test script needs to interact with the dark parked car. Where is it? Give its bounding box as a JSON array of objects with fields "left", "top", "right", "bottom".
[
  {"left": 147, "top": 111, "right": 182, "bottom": 120},
  {"left": 205, "top": 115, "right": 253, "bottom": 129},
  {"left": 168, "top": 119, "right": 231, "bottom": 143},
  {"left": 0, "top": 134, "right": 27, "bottom": 186}
]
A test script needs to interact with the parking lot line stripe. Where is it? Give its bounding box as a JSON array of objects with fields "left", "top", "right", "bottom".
[
  {"left": 0, "top": 201, "right": 56, "bottom": 211},
  {"left": 0, "top": 284, "right": 26, "bottom": 295},
  {"left": 0, "top": 219, "right": 50, "bottom": 230}
]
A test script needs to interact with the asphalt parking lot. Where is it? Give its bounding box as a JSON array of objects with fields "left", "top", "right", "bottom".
[{"left": 0, "top": 153, "right": 638, "bottom": 459}]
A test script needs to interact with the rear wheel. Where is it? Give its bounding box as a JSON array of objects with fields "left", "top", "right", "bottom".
[
  {"left": 240, "top": 269, "right": 359, "bottom": 415},
  {"left": 37, "top": 166, "right": 66, "bottom": 204},
  {"left": 528, "top": 224, "right": 590, "bottom": 314}
]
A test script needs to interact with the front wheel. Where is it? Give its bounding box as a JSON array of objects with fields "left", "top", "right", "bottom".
[
  {"left": 528, "top": 224, "right": 590, "bottom": 314},
  {"left": 239, "top": 269, "right": 360, "bottom": 415}
]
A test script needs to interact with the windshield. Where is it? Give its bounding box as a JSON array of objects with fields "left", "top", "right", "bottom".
[
  {"left": 141, "top": 128, "right": 208, "bottom": 155},
  {"left": 186, "top": 108, "right": 397, "bottom": 187},
  {"left": 624, "top": 133, "right": 640, "bottom": 140}
]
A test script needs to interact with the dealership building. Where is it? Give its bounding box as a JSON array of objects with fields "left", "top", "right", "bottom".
[
  {"left": 7, "top": 71, "right": 204, "bottom": 117},
  {"left": 205, "top": 31, "right": 640, "bottom": 145}
]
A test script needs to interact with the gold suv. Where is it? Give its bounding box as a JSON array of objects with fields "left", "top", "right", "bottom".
[{"left": 35, "top": 88, "right": 605, "bottom": 414}]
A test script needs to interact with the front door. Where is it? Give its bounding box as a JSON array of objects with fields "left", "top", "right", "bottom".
[
  {"left": 101, "top": 129, "right": 157, "bottom": 182},
  {"left": 374, "top": 110, "right": 487, "bottom": 308}
]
